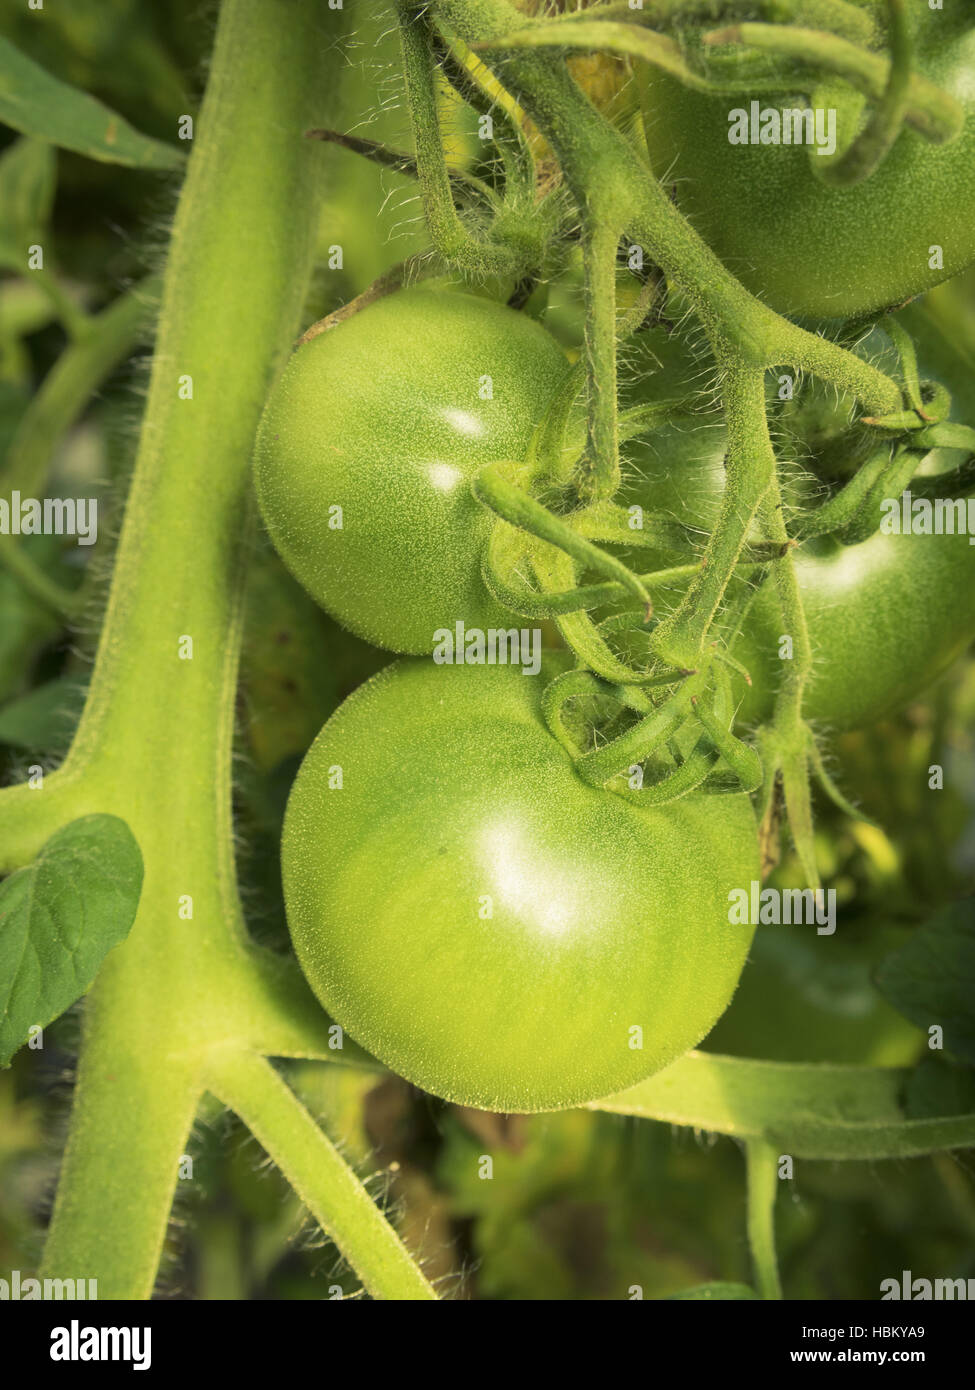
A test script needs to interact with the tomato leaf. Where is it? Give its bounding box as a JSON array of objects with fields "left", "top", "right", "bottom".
[
  {"left": 0, "top": 815, "right": 143, "bottom": 1065},
  {"left": 0, "top": 137, "right": 55, "bottom": 268},
  {"left": 875, "top": 899, "right": 975, "bottom": 1065},
  {"left": 905, "top": 1055, "right": 975, "bottom": 1120},
  {"left": 0, "top": 677, "right": 86, "bottom": 757},
  {"left": 0, "top": 37, "right": 184, "bottom": 170}
]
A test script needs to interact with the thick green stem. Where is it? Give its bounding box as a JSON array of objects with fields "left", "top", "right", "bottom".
[
  {"left": 34, "top": 0, "right": 369, "bottom": 1297},
  {"left": 206, "top": 1052, "right": 438, "bottom": 1301},
  {"left": 40, "top": 1019, "right": 202, "bottom": 1299},
  {"left": 746, "top": 1139, "right": 783, "bottom": 1300}
]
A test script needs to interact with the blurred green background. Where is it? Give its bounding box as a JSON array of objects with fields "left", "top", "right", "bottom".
[{"left": 1, "top": 0, "right": 973, "bottom": 1299}]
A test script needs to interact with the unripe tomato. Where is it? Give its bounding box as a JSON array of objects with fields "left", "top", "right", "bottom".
[
  {"left": 733, "top": 525, "right": 975, "bottom": 727},
  {"left": 283, "top": 656, "right": 759, "bottom": 1112},
  {"left": 639, "top": 10, "right": 975, "bottom": 318},
  {"left": 619, "top": 418, "right": 975, "bottom": 729},
  {"left": 254, "top": 288, "right": 569, "bottom": 654},
  {"left": 615, "top": 309, "right": 975, "bottom": 728}
]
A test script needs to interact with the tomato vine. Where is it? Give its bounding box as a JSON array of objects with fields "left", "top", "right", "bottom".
[{"left": 0, "top": 0, "right": 973, "bottom": 1303}]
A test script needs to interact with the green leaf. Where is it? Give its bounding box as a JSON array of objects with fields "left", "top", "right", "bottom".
[
  {"left": 588, "top": 1050, "right": 975, "bottom": 1160},
  {"left": 875, "top": 899, "right": 975, "bottom": 1065},
  {"left": 0, "top": 815, "right": 143, "bottom": 1065},
  {"left": 0, "top": 36, "right": 184, "bottom": 170},
  {"left": 0, "top": 137, "right": 56, "bottom": 266},
  {"left": 905, "top": 1056, "right": 975, "bottom": 1120},
  {"left": 0, "top": 677, "right": 86, "bottom": 756},
  {"left": 666, "top": 1283, "right": 758, "bottom": 1301}
]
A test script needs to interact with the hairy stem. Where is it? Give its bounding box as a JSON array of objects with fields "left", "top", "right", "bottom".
[
  {"left": 430, "top": 0, "right": 901, "bottom": 413},
  {"left": 705, "top": 21, "right": 961, "bottom": 142},
  {"left": 397, "top": 1, "right": 528, "bottom": 277},
  {"left": 652, "top": 362, "right": 776, "bottom": 668},
  {"left": 206, "top": 1051, "right": 438, "bottom": 1301},
  {"left": 578, "top": 218, "right": 624, "bottom": 500},
  {"left": 37, "top": 0, "right": 365, "bottom": 1295},
  {"left": 759, "top": 479, "right": 815, "bottom": 725}
]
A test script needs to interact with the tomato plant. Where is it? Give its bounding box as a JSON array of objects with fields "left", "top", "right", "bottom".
[
  {"left": 638, "top": 5, "right": 975, "bottom": 318},
  {"left": 255, "top": 287, "right": 569, "bottom": 653},
  {"left": 2, "top": 0, "right": 975, "bottom": 1322}
]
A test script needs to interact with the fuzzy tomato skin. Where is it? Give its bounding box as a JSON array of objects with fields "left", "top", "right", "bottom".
[
  {"left": 639, "top": 13, "right": 975, "bottom": 319},
  {"left": 282, "top": 656, "right": 759, "bottom": 1113},
  {"left": 732, "top": 527, "right": 975, "bottom": 728},
  {"left": 254, "top": 288, "right": 569, "bottom": 655}
]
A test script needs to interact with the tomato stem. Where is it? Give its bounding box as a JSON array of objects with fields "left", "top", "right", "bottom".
[
  {"left": 396, "top": 1, "right": 543, "bottom": 279},
  {"left": 813, "top": 0, "right": 913, "bottom": 187},
  {"left": 650, "top": 362, "right": 775, "bottom": 669},
  {"left": 577, "top": 217, "right": 624, "bottom": 501},
  {"left": 4, "top": 0, "right": 433, "bottom": 1301},
  {"left": 427, "top": 0, "right": 903, "bottom": 409},
  {"left": 205, "top": 1052, "right": 438, "bottom": 1301},
  {"left": 745, "top": 1139, "right": 783, "bottom": 1300},
  {"left": 473, "top": 463, "right": 653, "bottom": 610},
  {"left": 704, "top": 19, "right": 962, "bottom": 144}
]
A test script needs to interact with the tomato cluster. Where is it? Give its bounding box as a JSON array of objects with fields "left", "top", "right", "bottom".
[{"left": 258, "top": 274, "right": 974, "bottom": 1110}]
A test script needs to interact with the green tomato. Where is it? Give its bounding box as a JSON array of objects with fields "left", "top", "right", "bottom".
[
  {"left": 617, "top": 418, "right": 975, "bottom": 729},
  {"left": 283, "top": 656, "right": 759, "bottom": 1112},
  {"left": 613, "top": 310, "right": 975, "bottom": 728},
  {"left": 254, "top": 287, "right": 569, "bottom": 654},
  {"left": 734, "top": 525, "right": 975, "bottom": 727},
  {"left": 639, "top": 10, "right": 975, "bottom": 318}
]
